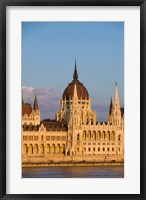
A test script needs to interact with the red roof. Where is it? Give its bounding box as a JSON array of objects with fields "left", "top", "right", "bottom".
[
  {"left": 22, "top": 103, "right": 32, "bottom": 116},
  {"left": 62, "top": 80, "right": 89, "bottom": 100}
]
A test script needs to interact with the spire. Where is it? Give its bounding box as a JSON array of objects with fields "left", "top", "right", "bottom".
[
  {"left": 22, "top": 92, "right": 24, "bottom": 104},
  {"left": 113, "top": 82, "right": 120, "bottom": 110},
  {"left": 109, "top": 97, "right": 113, "bottom": 115},
  {"left": 73, "top": 60, "right": 78, "bottom": 81},
  {"left": 33, "top": 89, "right": 39, "bottom": 110},
  {"left": 114, "top": 82, "right": 119, "bottom": 101}
]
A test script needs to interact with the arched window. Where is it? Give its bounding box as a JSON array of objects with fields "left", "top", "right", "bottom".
[
  {"left": 118, "top": 135, "right": 121, "bottom": 141},
  {"left": 77, "top": 134, "right": 80, "bottom": 141},
  {"left": 47, "top": 144, "right": 50, "bottom": 154},
  {"left": 51, "top": 144, "right": 55, "bottom": 154},
  {"left": 92, "top": 131, "right": 96, "bottom": 141},
  {"left": 56, "top": 144, "right": 61, "bottom": 154},
  {"left": 111, "top": 131, "right": 115, "bottom": 141},
  {"left": 97, "top": 131, "right": 101, "bottom": 141},
  {"left": 88, "top": 131, "right": 91, "bottom": 140},
  {"left": 83, "top": 131, "right": 86, "bottom": 140},
  {"left": 91, "top": 119, "right": 94, "bottom": 125},
  {"left": 34, "top": 143, "right": 39, "bottom": 154},
  {"left": 23, "top": 144, "right": 28, "bottom": 155},
  {"left": 29, "top": 144, "right": 33, "bottom": 154},
  {"left": 62, "top": 144, "right": 65, "bottom": 155},
  {"left": 107, "top": 131, "right": 110, "bottom": 141},
  {"left": 40, "top": 144, "right": 45, "bottom": 154},
  {"left": 102, "top": 131, "right": 106, "bottom": 141},
  {"left": 41, "top": 135, "right": 44, "bottom": 141}
]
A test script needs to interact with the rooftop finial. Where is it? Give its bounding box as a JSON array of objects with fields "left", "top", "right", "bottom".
[
  {"left": 73, "top": 59, "right": 78, "bottom": 81},
  {"left": 115, "top": 81, "right": 117, "bottom": 86},
  {"left": 33, "top": 88, "right": 39, "bottom": 110}
]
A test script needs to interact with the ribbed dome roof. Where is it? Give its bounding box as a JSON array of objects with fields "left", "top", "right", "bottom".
[{"left": 62, "top": 62, "right": 89, "bottom": 100}]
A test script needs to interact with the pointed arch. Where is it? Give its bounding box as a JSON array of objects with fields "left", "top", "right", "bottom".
[
  {"left": 46, "top": 144, "right": 50, "bottom": 154},
  {"left": 56, "top": 144, "right": 61, "bottom": 154},
  {"left": 88, "top": 130, "right": 91, "bottom": 140},
  {"left": 83, "top": 130, "right": 86, "bottom": 140},
  {"left": 51, "top": 144, "right": 55, "bottom": 154},
  {"left": 102, "top": 131, "right": 106, "bottom": 141},
  {"left": 23, "top": 143, "right": 28, "bottom": 155},
  {"left": 111, "top": 131, "right": 115, "bottom": 141},
  {"left": 28, "top": 143, "right": 33, "bottom": 154},
  {"left": 40, "top": 144, "right": 45, "bottom": 154},
  {"left": 106, "top": 131, "right": 110, "bottom": 141},
  {"left": 62, "top": 144, "right": 65, "bottom": 155},
  {"left": 34, "top": 143, "right": 39, "bottom": 154},
  {"left": 92, "top": 131, "right": 96, "bottom": 141},
  {"left": 97, "top": 131, "right": 101, "bottom": 141}
]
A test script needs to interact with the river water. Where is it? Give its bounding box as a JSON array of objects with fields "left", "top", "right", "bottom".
[{"left": 22, "top": 165, "right": 124, "bottom": 178}]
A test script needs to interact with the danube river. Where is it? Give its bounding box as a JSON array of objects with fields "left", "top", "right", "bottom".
[{"left": 22, "top": 165, "right": 124, "bottom": 178}]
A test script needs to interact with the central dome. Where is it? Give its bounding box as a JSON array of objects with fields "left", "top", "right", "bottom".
[{"left": 62, "top": 62, "right": 89, "bottom": 100}]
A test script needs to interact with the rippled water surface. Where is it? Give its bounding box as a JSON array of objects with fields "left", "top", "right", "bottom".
[{"left": 22, "top": 165, "right": 124, "bottom": 178}]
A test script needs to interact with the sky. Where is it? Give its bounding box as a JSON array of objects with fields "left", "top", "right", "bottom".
[{"left": 22, "top": 22, "right": 124, "bottom": 121}]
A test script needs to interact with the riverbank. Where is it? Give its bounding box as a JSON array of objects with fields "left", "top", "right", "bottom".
[
  {"left": 22, "top": 161, "right": 124, "bottom": 167},
  {"left": 22, "top": 165, "right": 124, "bottom": 178}
]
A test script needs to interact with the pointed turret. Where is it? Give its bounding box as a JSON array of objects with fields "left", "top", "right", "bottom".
[
  {"left": 73, "top": 60, "right": 78, "bottom": 81},
  {"left": 22, "top": 92, "right": 24, "bottom": 104},
  {"left": 111, "top": 82, "right": 121, "bottom": 125},
  {"left": 113, "top": 82, "right": 120, "bottom": 109},
  {"left": 33, "top": 90, "right": 39, "bottom": 110},
  {"left": 109, "top": 97, "right": 113, "bottom": 115}
]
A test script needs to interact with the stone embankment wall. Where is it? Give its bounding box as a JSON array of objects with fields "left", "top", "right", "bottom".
[{"left": 22, "top": 154, "right": 124, "bottom": 167}]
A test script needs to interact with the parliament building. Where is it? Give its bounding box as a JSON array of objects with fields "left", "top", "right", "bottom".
[{"left": 22, "top": 62, "right": 124, "bottom": 164}]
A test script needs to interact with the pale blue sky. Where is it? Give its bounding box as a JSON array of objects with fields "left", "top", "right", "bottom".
[{"left": 22, "top": 22, "right": 124, "bottom": 121}]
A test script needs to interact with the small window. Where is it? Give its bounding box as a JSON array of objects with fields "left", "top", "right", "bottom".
[
  {"left": 88, "top": 147, "right": 91, "bottom": 151},
  {"left": 119, "top": 148, "right": 120, "bottom": 151},
  {"left": 112, "top": 148, "right": 114, "bottom": 151},
  {"left": 118, "top": 135, "right": 121, "bottom": 141},
  {"left": 93, "top": 148, "right": 96, "bottom": 151},
  {"left": 103, "top": 148, "right": 105, "bottom": 151},
  {"left": 77, "top": 134, "right": 80, "bottom": 141},
  {"left": 107, "top": 148, "right": 110, "bottom": 151},
  {"left": 98, "top": 148, "right": 100, "bottom": 151}
]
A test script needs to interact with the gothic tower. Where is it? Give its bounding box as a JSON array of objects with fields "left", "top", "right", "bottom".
[
  {"left": 56, "top": 61, "right": 96, "bottom": 125},
  {"left": 33, "top": 90, "right": 40, "bottom": 125},
  {"left": 108, "top": 83, "right": 122, "bottom": 126},
  {"left": 22, "top": 90, "right": 40, "bottom": 125}
]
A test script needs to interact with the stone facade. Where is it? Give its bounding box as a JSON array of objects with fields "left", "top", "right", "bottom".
[{"left": 22, "top": 63, "right": 124, "bottom": 164}]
